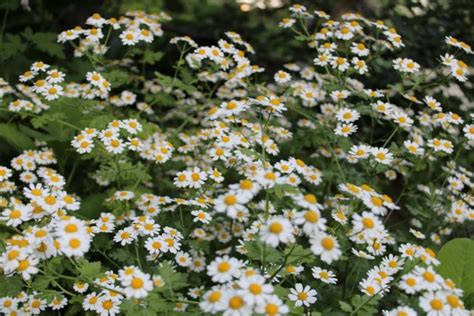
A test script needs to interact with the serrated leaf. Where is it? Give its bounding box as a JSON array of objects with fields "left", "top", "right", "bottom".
[
  {"left": 22, "top": 28, "right": 65, "bottom": 58},
  {"left": 239, "top": 148, "right": 262, "bottom": 160},
  {"left": 157, "top": 261, "right": 187, "bottom": 291},
  {"left": 1, "top": 34, "right": 26, "bottom": 60},
  {"left": 287, "top": 245, "right": 314, "bottom": 264},
  {"left": 31, "top": 112, "right": 66, "bottom": 129},
  {"left": 145, "top": 92, "right": 175, "bottom": 107},
  {"left": 143, "top": 50, "right": 164, "bottom": 65},
  {"left": 104, "top": 69, "right": 130, "bottom": 88},
  {"left": 78, "top": 260, "right": 102, "bottom": 278},
  {"left": 155, "top": 72, "right": 196, "bottom": 94},
  {"left": 147, "top": 293, "right": 175, "bottom": 313},
  {"left": 110, "top": 248, "right": 135, "bottom": 265}
]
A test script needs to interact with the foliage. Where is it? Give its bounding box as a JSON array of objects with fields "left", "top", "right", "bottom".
[{"left": 0, "top": 1, "right": 473, "bottom": 316}]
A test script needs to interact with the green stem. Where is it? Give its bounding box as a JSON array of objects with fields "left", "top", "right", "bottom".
[
  {"left": 52, "top": 281, "right": 76, "bottom": 296},
  {"left": 382, "top": 126, "right": 399, "bottom": 148},
  {"left": 66, "top": 159, "right": 79, "bottom": 188},
  {"left": 269, "top": 243, "right": 297, "bottom": 280},
  {"left": 135, "top": 243, "right": 143, "bottom": 270},
  {"left": 55, "top": 119, "right": 82, "bottom": 131}
]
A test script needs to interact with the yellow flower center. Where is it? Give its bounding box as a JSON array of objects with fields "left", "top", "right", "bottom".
[
  {"left": 430, "top": 299, "right": 443, "bottom": 311},
  {"left": 447, "top": 295, "right": 460, "bottom": 308},
  {"left": 304, "top": 210, "right": 319, "bottom": 223},
  {"left": 69, "top": 238, "right": 81, "bottom": 249},
  {"left": 229, "top": 296, "right": 244, "bottom": 309},
  {"left": 321, "top": 237, "right": 334, "bottom": 250},
  {"left": 131, "top": 278, "right": 144, "bottom": 289},
  {"left": 65, "top": 223, "right": 78, "bottom": 233},
  {"left": 249, "top": 283, "right": 262, "bottom": 295},
  {"left": 224, "top": 195, "right": 237, "bottom": 206},
  {"left": 208, "top": 291, "right": 221, "bottom": 303},
  {"left": 217, "top": 261, "right": 231, "bottom": 273},
  {"left": 102, "top": 300, "right": 113, "bottom": 310},
  {"left": 423, "top": 271, "right": 435, "bottom": 282},
  {"left": 18, "top": 259, "right": 29, "bottom": 271},
  {"left": 10, "top": 210, "right": 21, "bottom": 219},
  {"left": 362, "top": 218, "right": 374, "bottom": 228},
  {"left": 44, "top": 195, "right": 56, "bottom": 205},
  {"left": 266, "top": 303, "right": 279, "bottom": 315},
  {"left": 269, "top": 222, "right": 283, "bottom": 234},
  {"left": 298, "top": 291, "right": 308, "bottom": 300}
]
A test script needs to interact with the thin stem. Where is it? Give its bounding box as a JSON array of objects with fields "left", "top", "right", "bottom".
[
  {"left": 269, "top": 243, "right": 297, "bottom": 280},
  {"left": 66, "top": 159, "right": 79, "bottom": 188},
  {"left": 135, "top": 243, "right": 143, "bottom": 270},
  {"left": 52, "top": 281, "right": 76, "bottom": 296},
  {"left": 55, "top": 119, "right": 82, "bottom": 131},
  {"left": 382, "top": 126, "right": 399, "bottom": 148}
]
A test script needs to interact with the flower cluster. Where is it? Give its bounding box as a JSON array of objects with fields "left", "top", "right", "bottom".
[
  {"left": 0, "top": 148, "right": 91, "bottom": 283},
  {"left": 58, "top": 11, "right": 171, "bottom": 55},
  {"left": 0, "top": 4, "right": 473, "bottom": 316}
]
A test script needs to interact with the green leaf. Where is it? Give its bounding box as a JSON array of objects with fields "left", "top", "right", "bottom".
[
  {"left": 93, "top": 234, "right": 113, "bottom": 251},
  {"left": 437, "top": 238, "right": 474, "bottom": 302},
  {"left": 273, "top": 285, "right": 288, "bottom": 297},
  {"left": 147, "top": 293, "right": 176, "bottom": 313},
  {"left": 157, "top": 261, "right": 187, "bottom": 291},
  {"left": 239, "top": 148, "right": 262, "bottom": 160},
  {"left": 22, "top": 27, "right": 65, "bottom": 58},
  {"left": 339, "top": 301, "right": 353, "bottom": 312},
  {"left": 143, "top": 50, "right": 164, "bottom": 65},
  {"left": 350, "top": 295, "right": 381, "bottom": 316},
  {"left": 31, "top": 112, "right": 66, "bottom": 129},
  {"left": 18, "top": 124, "right": 55, "bottom": 142},
  {"left": 37, "top": 292, "right": 63, "bottom": 303},
  {"left": 1, "top": 34, "right": 27, "bottom": 60},
  {"left": 32, "top": 276, "right": 54, "bottom": 291},
  {"left": 244, "top": 241, "right": 280, "bottom": 263},
  {"left": 287, "top": 245, "right": 314, "bottom": 264},
  {"left": 78, "top": 260, "right": 102, "bottom": 278},
  {"left": 0, "top": 123, "right": 35, "bottom": 150},
  {"left": 104, "top": 69, "right": 130, "bottom": 88},
  {"left": 84, "top": 113, "right": 116, "bottom": 130},
  {"left": 270, "top": 184, "right": 301, "bottom": 197},
  {"left": 145, "top": 92, "right": 175, "bottom": 107},
  {"left": 79, "top": 193, "right": 106, "bottom": 219},
  {"left": 110, "top": 248, "right": 136, "bottom": 265},
  {"left": 0, "top": 275, "right": 24, "bottom": 296},
  {"left": 155, "top": 72, "right": 197, "bottom": 94}
]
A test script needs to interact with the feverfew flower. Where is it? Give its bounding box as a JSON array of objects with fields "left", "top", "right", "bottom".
[
  {"left": 288, "top": 283, "right": 317, "bottom": 307},
  {"left": 260, "top": 216, "right": 295, "bottom": 247},
  {"left": 310, "top": 234, "right": 341, "bottom": 264}
]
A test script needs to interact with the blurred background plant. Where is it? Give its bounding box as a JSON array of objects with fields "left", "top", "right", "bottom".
[{"left": 1, "top": 0, "right": 472, "bottom": 78}]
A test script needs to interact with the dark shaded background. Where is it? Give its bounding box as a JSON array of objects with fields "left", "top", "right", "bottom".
[{"left": 1, "top": 0, "right": 473, "bottom": 81}]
